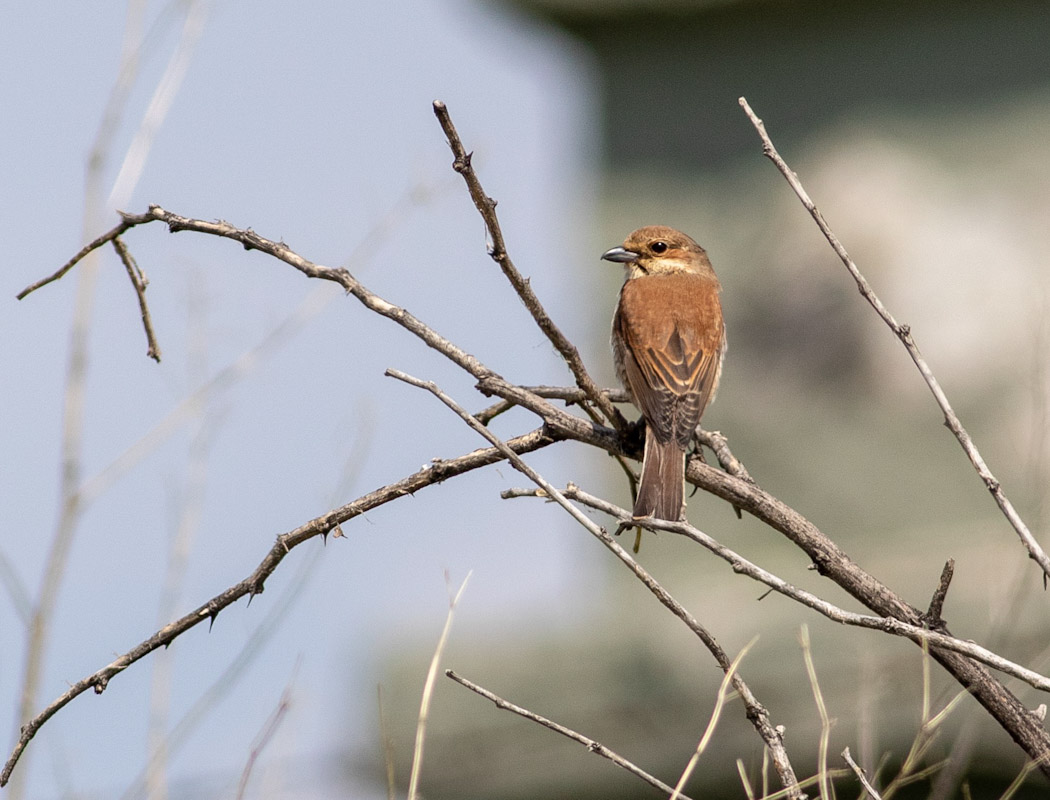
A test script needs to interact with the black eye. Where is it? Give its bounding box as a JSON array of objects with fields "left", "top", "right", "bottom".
[{"left": 651, "top": 241, "right": 668, "bottom": 254}]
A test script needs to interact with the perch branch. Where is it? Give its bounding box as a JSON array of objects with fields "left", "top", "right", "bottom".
[
  {"left": 739, "top": 96, "right": 1050, "bottom": 584},
  {"left": 446, "top": 670, "right": 695, "bottom": 800}
]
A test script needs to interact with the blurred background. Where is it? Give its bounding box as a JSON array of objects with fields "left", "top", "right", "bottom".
[{"left": 3, "top": 0, "right": 1050, "bottom": 798}]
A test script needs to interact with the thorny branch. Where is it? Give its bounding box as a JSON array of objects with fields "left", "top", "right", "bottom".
[
  {"left": 739, "top": 95, "right": 1050, "bottom": 586},
  {"left": 2, "top": 425, "right": 557, "bottom": 786}
]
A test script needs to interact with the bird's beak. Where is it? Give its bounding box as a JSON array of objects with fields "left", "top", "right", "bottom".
[{"left": 601, "top": 246, "right": 639, "bottom": 264}]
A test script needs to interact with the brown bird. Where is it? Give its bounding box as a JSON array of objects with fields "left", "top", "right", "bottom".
[{"left": 603, "top": 226, "right": 726, "bottom": 522}]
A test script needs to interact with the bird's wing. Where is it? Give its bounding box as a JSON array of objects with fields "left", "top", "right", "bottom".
[{"left": 617, "top": 275, "right": 724, "bottom": 448}]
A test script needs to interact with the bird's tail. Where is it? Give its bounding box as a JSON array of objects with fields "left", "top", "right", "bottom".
[{"left": 634, "top": 428, "right": 685, "bottom": 521}]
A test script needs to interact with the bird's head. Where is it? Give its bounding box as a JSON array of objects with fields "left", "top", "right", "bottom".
[{"left": 601, "top": 225, "right": 712, "bottom": 278}]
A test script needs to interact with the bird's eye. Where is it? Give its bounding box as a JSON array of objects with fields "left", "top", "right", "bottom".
[{"left": 651, "top": 241, "right": 668, "bottom": 254}]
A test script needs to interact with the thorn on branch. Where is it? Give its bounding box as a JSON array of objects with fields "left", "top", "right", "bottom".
[{"left": 924, "top": 558, "right": 955, "bottom": 630}]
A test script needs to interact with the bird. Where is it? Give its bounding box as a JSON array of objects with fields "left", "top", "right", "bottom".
[{"left": 602, "top": 225, "right": 726, "bottom": 523}]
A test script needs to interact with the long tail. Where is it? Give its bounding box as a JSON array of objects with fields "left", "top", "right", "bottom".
[{"left": 634, "top": 428, "right": 685, "bottom": 521}]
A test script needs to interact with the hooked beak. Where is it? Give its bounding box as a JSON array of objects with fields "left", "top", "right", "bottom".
[{"left": 601, "top": 246, "right": 639, "bottom": 264}]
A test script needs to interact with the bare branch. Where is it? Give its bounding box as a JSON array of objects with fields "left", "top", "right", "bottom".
[
  {"left": 738, "top": 95, "right": 1050, "bottom": 584},
  {"left": 842, "top": 747, "right": 884, "bottom": 800},
  {"left": 432, "top": 100, "right": 628, "bottom": 433},
  {"left": 446, "top": 670, "right": 695, "bottom": 800},
  {"left": 112, "top": 236, "right": 161, "bottom": 361}
]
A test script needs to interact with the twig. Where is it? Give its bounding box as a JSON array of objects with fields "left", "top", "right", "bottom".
[
  {"left": 432, "top": 100, "right": 628, "bottom": 433},
  {"left": 500, "top": 487, "right": 548, "bottom": 500},
  {"left": 842, "top": 747, "right": 884, "bottom": 800},
  {"left": 112, "top": 236, "right": 161, "bottom": 361},
  {"left": 408, "top": 573, "right": 471, "bottom": 800},
  {"left": 512, "top": 385, "right": 630, "bottom": 405},
  {"left": 385, "top": 367, "right": 804, "bottom": 799},
  {"left": 446, "top": 670, "right": 693, "bottom": 799},
  {"left": 695, "top": 429, "right": 753, "bottom": 484},
  {"left": 738, "top": 95, "right": 1050, "bottom": 585},
  {"left": 564, "top": 486, "right": 1050, "bottom": 694},
  {"left": 473, "top": 385, "right": 629, "bottom": 425},
  {"left": 925, "top": 559, "right": 955, "bottom": 629},
  {"left": 474, "top": 398, "right": 514, "bottom": 425}
]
